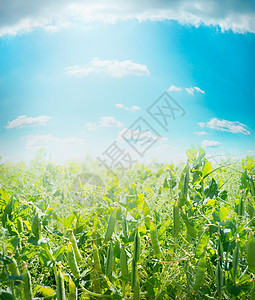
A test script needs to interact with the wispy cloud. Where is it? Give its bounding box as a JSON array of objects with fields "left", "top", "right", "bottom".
[
  {"left": 65, "top": 58, "right": 150, "bottom": 78},
  {"left": 201, "top": 139, "right": 221, "bottom": 148},
  {"left": 194, "top": 87, "right": 205, "bottom": 94},
  {"left": 194, "top": 131, "right": 208, "bottom": 136},
  {"left": 168, "top": 85, "right": 183, "bottom": 92},
  {"left": 86, "top": 116, "right": 123, "bottom": 131},
  {"left": 198, "top": 118, "right": 250, "bottom": 135},
  {"left": 25, "top": 134, "right": 84, "bottom": 150},
  {"left": 6, "top": 115, "right": 51, "bottom": 129},
  {"left": 1, "top": 0, "right": 254, "bottom": 37},
  {"left": 86, "top": 122, "right": 98, "bottom": 131},
  {"left": 99, "top": 116, "right": 123, "bottom": 128},
  {"left": 185, "top": 87, "right": 205, "bottom": 95},
  {"left": 168, "top": 85, "right": 205, "bottom": 95},
  {"left": 115, "top": 103, "right": 141, "bottom": 112}
]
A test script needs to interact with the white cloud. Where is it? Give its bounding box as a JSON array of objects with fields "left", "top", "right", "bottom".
[
  {"left": 168, "top": 84, "right": 205, "bottom": 95},
  {"left": 86, "top": 116, "right": 123, "bottom": 130},
  {"left": 168, "top": 85, "right": 183, "bottom": 92},
  {"left": 198, "top": 118, "right": 250, "bottom": 135},
  {"left": 86, "top": 122, "right": 98, "bottom": 131},
  {"left": 115, "top": 104, "right": 124, "bottom": 109},
  {"left": 198, "top": 122, "right": 206, "bottom": 128},
  {"left": 185, "top": 87, "right": 194, "bottom": 96},
  {"left": 201, "top": 139, "right": 221, "bottom": 148},
  {"left": 0, "top": 0, "right": 254, "bottom": 37},
  {"left": 194, "top": 131, "right": 208, "bottom": 136},
  {"left": 65, "top": 58, "right": 150, "bottom": 78},
  {"left": 25, "top": 134, "right": 84, "bottom": 150},
  {"left": 194, "top": 86, "right": 205, "bottom": 94},
  {"left": 6, "top": 115, "right": 51, "bottom": 129},
  {"left": 185, "top": 87, "right": 194, "bottom": 95},
  {"left": 115, "top": 103, "right": 141, "bottom": 112},
  {"left": 131, "top": 105, "right": 141, "bottom": 112},
  {"left": 99, "top": 116, "right": 123, "bottom": 127},
  {"left": 185, "top": 87, "right": 205, "bottom": 95}
]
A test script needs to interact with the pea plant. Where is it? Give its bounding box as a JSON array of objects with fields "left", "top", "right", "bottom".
[{"left": 0, "top": 147, "right": 254, "bottom": 299}]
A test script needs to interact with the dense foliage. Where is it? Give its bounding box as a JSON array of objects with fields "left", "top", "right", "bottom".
[{"left": 0, "top": 147, "right": 255, "bottom": 299}]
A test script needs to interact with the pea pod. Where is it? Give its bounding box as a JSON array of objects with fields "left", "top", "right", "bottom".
[
  {"left": 91, "top": 268, "right": 101, "bottom": 293},
  {"left": 133, "top": 283, "right": 139, "bottom": 300},
  {"left": 8, "top": 258, "right": 19, "bottom": 276},
  {"left": 122, "top": 215, "right": 129, "bottom": 239},
  {"left": 248, "top": 232, "right": 255, "bottom": 273},
  {"left": 17, "top": 218, "right": 23, "bottom": 233},
  {"left": 133, "top": 229, "right": 140, "bottom": 264},
  {"left": 143, "top": 200, "right": 151, "bottom": 228},
  {"left": 69, "top": 230, "right": 82, "bottom": 262},
  {"left": 217, "top": 238, "right": 224, "bottom": 265},
  {"left": 150, "top": 219, "right": 162, "bottom": 258},
  {"left": 195, "top": 231, "right": 209, "bottom": 258},
  {"left": 238, "top": 196, "right": 244, "bottom": 216},
  {"left": 215, "top": 261, "right": 223, "bottom": 298},
  {"left": 105, "top": 243, "right": 113, "bottom": 277},
  {"left": 182, "top": 213, "right": 196, "bottom": 240},
  {"left": 92, "top": 230, "right": 101, "bottom": 247},
  {"left": 248, "top": 200, "right": 254, "bottom": 220},
  {"left": 193, "top": 252, "right": 206, "bottom": 291},
  {"left": 248, "top": 200, "right": 255, "bottom": 226},
  {"left": 22, "top": 263, "right": 33, "bottom": 300},
  {"left": 178, "top": 193, "right": 186, "bottom": 209},
  {"left": 68, "top": 275, "right": 77, "bottom": 300},
  {"left": 67, "top": 241, "right": 80, "bottom": 278},
  {"left": 104, "top": 210, "right": 116, "bottom": 243},
  {"left": 92, "top": 242, "right": 102, "bottom": 273},
  {"left": 56, "top": 269, "right": 66, "bottom": 300},
  {"left": 173, "top": 200, "right": 180, "bottom": 237},
  {"left": 31, "top": 212, "right": 41, "bottom": 239},
  {"left": 232, "top": 242, "right": 239, "bottom": 279},
  {"left": 178, "top": 167, "right": 189, "bottom": 208},
  {"left": 131, "top": 258, "right": 138, "bottom": 290},
  {"left": 120, "top": 246, "right": 129, "bottom": 280}
]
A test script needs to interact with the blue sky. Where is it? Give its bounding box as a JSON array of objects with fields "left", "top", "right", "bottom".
[{"left": 0, "top": 0, "right": 254, "bottom": 164}]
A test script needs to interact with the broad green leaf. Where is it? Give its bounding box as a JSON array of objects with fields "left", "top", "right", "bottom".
[
  {"left": 186, "top": 146, "right": 197, "bottom": 161},
  {"left": 202, "top": 159, "right": 212, "bottom": 178},
  {"left": 219, "top": 206, "right": 229, "bottom": 222},
  {"left": 198, "top": 145, "right": 206, "bottom": 162},
  {"left": 204, "top": 178, "right": 219, "bottom": 199},
  {"left": 35, "top": 285, "right": 56, "bottom": 297}
]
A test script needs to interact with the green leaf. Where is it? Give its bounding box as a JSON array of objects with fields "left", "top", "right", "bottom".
[
  {"left": 202, "top": 159, "right": 212, "bottom": 178},
  {"left": 158, "top": 219, "right": 171, "bottom": 239},
  {"left": 53, "top": 245, "right": 66, "bottom": 261},
  {"left": 204, "top": 178, "right": 219, "bottom": 199},
  {"left": 186, "top": 146, "right": 197, "bottom": 161},
  {"left": 219, "top": 206, "right": 229, "bottom": 222},
  {"left": 197, "top": 145, "right": 206, "bottom": 162},
  {"left": 35, "top": 285, "right": 56, "bottom": 297},
  {"left": 27, "top": 236, "right": 48, "bottom": 245},
  {"left": 0, "top": 290, "right": 13, "bottom": 300}
]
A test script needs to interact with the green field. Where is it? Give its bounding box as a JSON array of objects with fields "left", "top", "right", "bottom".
[{"left": 0, "top": 147, "right": 255, "bottom": 299}]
